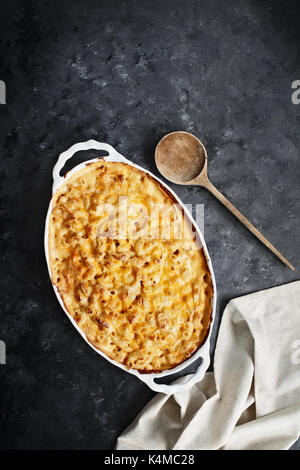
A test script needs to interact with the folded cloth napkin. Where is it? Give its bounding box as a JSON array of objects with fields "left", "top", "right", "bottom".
[{"left": 116, "top": 281, "right": 300, "bottom": 450}]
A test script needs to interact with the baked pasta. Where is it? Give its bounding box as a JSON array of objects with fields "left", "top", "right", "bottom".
[{"left": 48, "top": 160, "right": 213, "bottom": 372}]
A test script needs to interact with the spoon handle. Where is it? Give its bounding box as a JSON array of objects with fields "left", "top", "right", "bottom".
[{"left": 203, "top": 179, "right": 294, "bottom": 270}]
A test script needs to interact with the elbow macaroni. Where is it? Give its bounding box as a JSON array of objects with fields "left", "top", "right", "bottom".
[{"left": 48, "top": 161, "right": 213, "bottom": 372}]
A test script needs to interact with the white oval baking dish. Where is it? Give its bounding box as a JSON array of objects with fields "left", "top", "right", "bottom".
[{"left": 44, "top": 140, "right": 217, "bottom": 394}]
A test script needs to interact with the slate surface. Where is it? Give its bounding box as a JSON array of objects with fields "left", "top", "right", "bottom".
[{"left": 0, "top": 0, "right": 299, "bottom": 450}]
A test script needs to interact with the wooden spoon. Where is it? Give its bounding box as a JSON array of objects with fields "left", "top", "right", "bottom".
[{"left": 155, "top": 131, "right": 294, "bottom": 270}]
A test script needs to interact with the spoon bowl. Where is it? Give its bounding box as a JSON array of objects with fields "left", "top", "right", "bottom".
[
  {"left": 155, "top": 131, "right": 207, "bottom": 184},
  {"left": 155, "top": 131, "right": 294, "bottom": 270}
]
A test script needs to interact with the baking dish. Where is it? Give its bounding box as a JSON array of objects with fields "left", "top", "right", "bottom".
[{"left": 44, "top": 140, "right": 217, "bottom": 394}]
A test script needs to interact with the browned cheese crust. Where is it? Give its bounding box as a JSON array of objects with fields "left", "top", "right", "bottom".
[{"left": 48, "top": 161, "right": 213, "bottom": 372}]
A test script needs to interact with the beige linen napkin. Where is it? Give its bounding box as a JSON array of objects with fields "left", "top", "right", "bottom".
[{"left": 116, "top": 281, "right": 300, "bottom": 450}]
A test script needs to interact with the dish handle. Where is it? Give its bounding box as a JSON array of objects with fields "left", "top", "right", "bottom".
[
  {"left": 139, "top": 347, "right": 210, "bottom": 394},
  {"left": 52, "top": 140, "right": 124, "bottom": 193}
]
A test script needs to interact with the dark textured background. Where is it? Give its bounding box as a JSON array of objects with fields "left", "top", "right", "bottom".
[{"left": 0, "top": 0, "right": 299, "bottom": 450}]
